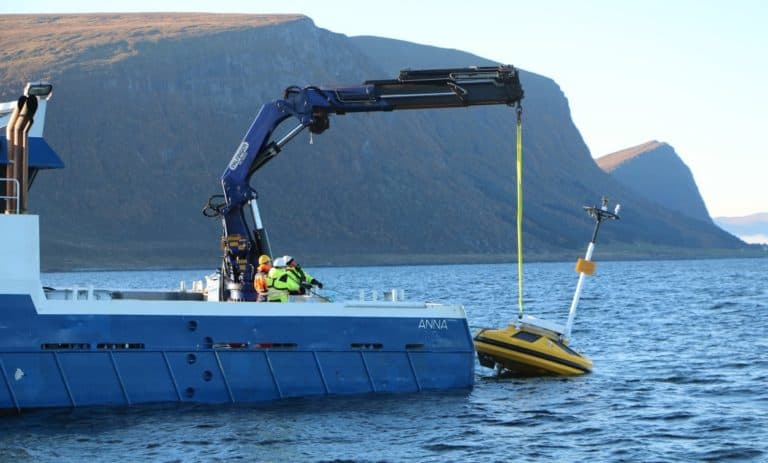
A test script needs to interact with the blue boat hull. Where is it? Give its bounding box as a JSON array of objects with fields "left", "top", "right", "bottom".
[{"left": 0, "top": 294, "right": 474, "bottom": 411}]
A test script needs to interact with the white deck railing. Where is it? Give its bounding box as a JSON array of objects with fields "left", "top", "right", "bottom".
[{"left": 0, "top": 177, "right": 20, "bottom": 214}]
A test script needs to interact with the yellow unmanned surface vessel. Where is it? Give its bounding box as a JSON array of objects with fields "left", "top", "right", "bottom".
[
  {"left": 474, "top": 318, "right": 593, "bottom": 376},
  {"left": 474, "top": 198, "right": 620, "bottom": 377}
]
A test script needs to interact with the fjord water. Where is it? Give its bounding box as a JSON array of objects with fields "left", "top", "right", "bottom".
[{"left": 2, "top": 258, "right": 766, "bottom": 462}]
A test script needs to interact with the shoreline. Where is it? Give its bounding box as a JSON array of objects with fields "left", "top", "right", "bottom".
[{"left": 40, "top": 247, "right": 767, "bottom": 273}]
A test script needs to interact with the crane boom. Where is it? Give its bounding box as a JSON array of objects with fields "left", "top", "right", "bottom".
[{"left": 206, "top": 65, "right": 524, "bottom": 301}]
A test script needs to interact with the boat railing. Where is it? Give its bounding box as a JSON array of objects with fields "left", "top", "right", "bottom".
[
  {"left": 44, "top": 286, "right": 113, "bottom": 301},
  {"left": 0, "top": 177, "right": 20, "bottom": 214},
  {"left": 43, "top": 286, "right": 207, "bottom": 302},
  {"left": 358, "top": 288, "right": 406, "bottom": 302}
]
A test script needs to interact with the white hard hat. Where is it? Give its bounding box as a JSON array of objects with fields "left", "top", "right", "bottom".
[
  {"left": 283, "top": 255, "right": 294, "bottom": 265},
  {"left": 273, "top": 256, "right": 287, "bottom": 267}
]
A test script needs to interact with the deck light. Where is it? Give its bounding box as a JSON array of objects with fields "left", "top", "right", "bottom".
[{"left": 24, "top": 82, "right": 53, "bottom": 99}]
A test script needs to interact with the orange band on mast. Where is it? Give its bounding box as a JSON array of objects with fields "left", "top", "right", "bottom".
[{"left": 575, "top": 258, "right": 596, "bottom": 275}]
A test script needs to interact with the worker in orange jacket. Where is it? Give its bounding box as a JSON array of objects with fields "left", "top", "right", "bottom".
[{"left": 254, "top": 254, "right": 272, "bottom": 302}]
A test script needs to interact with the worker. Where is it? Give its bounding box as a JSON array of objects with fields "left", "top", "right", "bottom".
[
  {"left": 254, "top": 254, "right": 272, "bottom": 302},
  {"left": 266, "top": 256, "right": 296, "bottom": 302},
  {"left": 285, "top": 256, "right": 323, "bottom": 290},
  {"left": 267, "top": 255, "right": 323, "bottom": 302}
]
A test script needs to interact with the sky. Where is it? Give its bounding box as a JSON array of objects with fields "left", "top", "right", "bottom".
[{"left": 3, "top": 0, "right": 767, "bottom": 217}]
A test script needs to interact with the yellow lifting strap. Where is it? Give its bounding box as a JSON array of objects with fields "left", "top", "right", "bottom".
[{"left": 516, "top": 105, "right": 524, "bottom": 319}]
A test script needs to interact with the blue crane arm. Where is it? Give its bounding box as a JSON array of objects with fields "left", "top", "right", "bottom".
[{"left": 210, "top": 65, "right": 524, "bottom": 301}]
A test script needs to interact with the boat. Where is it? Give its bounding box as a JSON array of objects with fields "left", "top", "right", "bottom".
[
  {"left": 474, "top": 193, "right": 620, "bottom": 376},
  {"left": 474, "top": 317, "right": 594, "bottom": 376},
  {"left": 0, "top": 67, "right": 525, "bottom": 411}
]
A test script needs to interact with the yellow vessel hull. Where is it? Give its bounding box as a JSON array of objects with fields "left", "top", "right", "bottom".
[{"left": 474, "top": 325, "right": 592, "bottom": 376}]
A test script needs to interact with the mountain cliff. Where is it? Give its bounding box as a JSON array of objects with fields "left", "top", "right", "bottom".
[
  {"left": 0, "top": 14, "right": 751, "bottom": 270},
  {"left": 595, "top": 141, "right": 712, "bottom": 224}
]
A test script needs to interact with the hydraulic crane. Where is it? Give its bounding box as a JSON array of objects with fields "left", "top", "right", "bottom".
[{"left": 203, "top": 66, "right": 524, "bottom": 301}]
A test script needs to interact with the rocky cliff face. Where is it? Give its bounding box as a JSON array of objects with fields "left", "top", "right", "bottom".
[
  {"left": 595, "top": 141, "right": 712, "bottom": 224},
  {"left": 0, "top": 14, "right": 749, "bottom": 270},
  {"left": 348, "top": 37, "right": 745, "bottom": 254}
]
